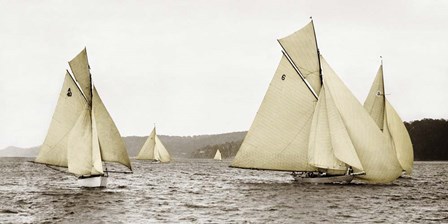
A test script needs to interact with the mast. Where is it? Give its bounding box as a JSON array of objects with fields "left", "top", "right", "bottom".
[
  {"left": 278, "top": 47, "right": 319, "bottom": 100},
  {"left": 310, "top": 17, "right": 323, "bottom": 86}
]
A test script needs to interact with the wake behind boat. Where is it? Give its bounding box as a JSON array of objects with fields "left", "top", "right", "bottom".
[{"left": 35, "top": 48, "right": 132, "bottom": 188}]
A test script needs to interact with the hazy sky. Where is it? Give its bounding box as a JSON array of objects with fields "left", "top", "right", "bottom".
[{"left": 1, "top": 0, "right": 447, "bottom": 149}]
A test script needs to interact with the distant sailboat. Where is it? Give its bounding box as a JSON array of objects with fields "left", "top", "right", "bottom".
[
  {"left": 35, "top": 48, "right": 132, "bottom": 188},
  {"left": 214, "top": 149, "right": 222, "bottom": 161},
  {"left": 364, "top": 63, "right": 414, "bottom": 174},
  {"left": 231, "top": 20, "right": 403, "bottom": 184},
  {"left": 136, "top": 127, "right": 171, "bottom": 163}
]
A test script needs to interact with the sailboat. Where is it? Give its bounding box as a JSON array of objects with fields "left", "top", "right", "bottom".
[
  {"left": 214, "top": 149, "right": 222, "bottom": 161},
  {"left": 231, "top": 20, "right": 403, "bottom": 184},
  {"left": 35, "top": 48, "right": 132, "bottom": 188},
  {"left": 364, "top": 62, "right": 414, "bottom": 175},
  {"left": 136, "top": 127, "right": 171, "bottom": 163}
]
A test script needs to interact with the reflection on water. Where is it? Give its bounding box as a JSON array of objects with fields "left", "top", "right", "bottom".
[{"left": 0, "top": 158, "right": 447, "bottom": 223}]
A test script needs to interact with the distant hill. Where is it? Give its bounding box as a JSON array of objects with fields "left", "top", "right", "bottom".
[
  {"left": 2, "top": 119, "right": 447, "bottom": 161},
  {"left": 0, "top": 146, "right": 40, "bottom": 157},
  {"left": 405, "top": 119, "right": 448, "bottom": 161},
  {"left": 0, "top": 131, "right": 247, "bottom": 158},
  {"left": 124, "top": 131, "right": 247, "bottom": 158},
  {"left": 191, "top": 140, "right": 243, "bottom": 159}
]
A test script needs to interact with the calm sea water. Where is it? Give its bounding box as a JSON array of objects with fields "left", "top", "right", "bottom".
[{"left": 0, "top": 158, "right": 447, "bottom": 223}]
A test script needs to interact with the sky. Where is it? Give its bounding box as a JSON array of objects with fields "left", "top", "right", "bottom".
[{"left": 1, "top": 0, "right": 447, "bottom": 149}]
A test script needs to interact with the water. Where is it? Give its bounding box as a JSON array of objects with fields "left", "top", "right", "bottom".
[{"left": 0, "top": 158, "right": 447, "bottom": 223}]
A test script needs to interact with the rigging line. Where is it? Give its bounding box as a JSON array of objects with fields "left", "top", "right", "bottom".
[
  {"left": 310, "top": 19, "right": 323, "bottom": 86},
  {"left": 278, "top": 48, "right": 319, "bottom": 100},
  {"left": 29, "top": 161, "right": 75, "bottom": 176},
  {"left": 67, "top": 70, "right": 89, "bottom": 104}
]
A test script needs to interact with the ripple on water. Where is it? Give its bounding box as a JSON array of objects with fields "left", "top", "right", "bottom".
[{"left": 0, "top": 159, "right": 447, "bottom": 223}]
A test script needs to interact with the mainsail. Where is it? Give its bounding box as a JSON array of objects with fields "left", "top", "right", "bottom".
[
  {"left": 232, "top": 21, "right": 404, "bottom": 183},
  {"left": 136, "top": 127, "right": 171, "bottom": 162},
  {"left": 214, "top": 149, "right": 222, "bottom": 160},
  {"left": 36, "top": 49, "right": 132, "bottom": 176},
  {"left": 364, "top": 65, "right": 414, "bottom": 174},
  {"left": 231, "top": 54, "right": 318, "bottom": 172}
]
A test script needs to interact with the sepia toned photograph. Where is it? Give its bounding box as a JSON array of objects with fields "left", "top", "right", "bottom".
[{"left": 0, "top": 0, "right": 447, "bottom": 223}]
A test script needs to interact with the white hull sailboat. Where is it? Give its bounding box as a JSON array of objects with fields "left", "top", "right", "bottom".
[
  {"left": 35, "top": 48, "right": 132, "bottom": 188},
  {"left": 78, "top": 175, "right": 108, "bottom": 188},
  {"left": 214, "top": 149, "right": 222, "bottom": 161},
  {"left": 136, "top": 127, "right": 171, "bottom": 163},
  {"left": 231, "top": 20, "right": 403, "bottom": 184}
]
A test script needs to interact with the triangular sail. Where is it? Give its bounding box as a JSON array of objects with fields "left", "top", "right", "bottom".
[
  {"left": 136, "top": 128, "right": 156, "bottom": 160},
  {"left": 136, "top": 127, "right": 171, "bottom": 162},
  {"left": 364, "top": 66, "right": 414, "bottom": 174},
  {"left": 231, "top": 55, "right": 317, "bottom": 172},
  {"left": 325, "top": 85, "right": 364, "bottom": 171},
  {"left": 364, "top": 66, "right": 385, "bottom": 130},
  {"left": 321, "top": 56, "right": 402, "bottom": 183},
  {"left": 278, "top": 21, "right": 321, "bottom": 95},
  {"left": 36, "top": 72, "right": 87, "bottom": 167},
  {"left": 214, "top": 149, "right": 222, "bottom": 160},
  {"left": 308, "top": 86, "right": 346, "bottom": 172},
  {"left": 67, "top": 108, "right": 103, "bottom": 176},
  {"left": 385, "top": 100, "right": 414, "bottom": 174},
  {"left": 92, "top": 87, "right": 132, "bottom": 170},
  {"left": 154, "top": 135, "right": 171, "bottom": 162},
  {"left": 69, "top": 48, "right": 92, "bottom": 103}
]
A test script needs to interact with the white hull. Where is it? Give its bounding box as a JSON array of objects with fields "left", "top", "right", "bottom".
[
  {"left": 292, "top": 174, "right": 354, "bottom": 184},
  {"left": 77, "top": 176, "right": 108, "bottom": 188}
]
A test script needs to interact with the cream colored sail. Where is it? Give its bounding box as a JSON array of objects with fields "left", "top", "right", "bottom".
[
  {"left": 321, "top": 56, "right": 402, "bottom": 183},
  {"left": 308, "top": 86, "right": 346, "bottom": 173},
  {"left": 67, "top": 108, "right": 103, "bottom": 176},
  {"left": 214, "top": 149, "right": 222, "bottom": 160},
  {"left": 137, "top": 127, "right": 171, "bottom": 162},
  {"left": 38, "top": 49, "right": 132, "bottom": 177},
  {"left": 69, "top": 48, "right": 91, "bottom": 102},
  {"left": 155, "top": 135, "right": 171, "bottom": 162},
  {"left": 385, "top": 100, "right": 414, "bottom": 174},
  {"left": 325, "top": 84, "right": 364, "bottom": 171},
  {"left": 231, "top": 55, "right": 317, "bottom": 172},
  {"left": 136, "top": 128, "right": 156, "bottom": 160},
  {"left": 36, "top": 72, "right": 87, "bottom": 167},
  {"left": 278, "top": 21, "right": 321, "bottom": 95},
  {"left": 364, "top": 66, "right": 414, "bottom": 174},
  {"left": 92, "top": 87, "right": 132, "bottom": 169},
  {"left": 364, "top": 66, "right": 385, "bottom": 130}
]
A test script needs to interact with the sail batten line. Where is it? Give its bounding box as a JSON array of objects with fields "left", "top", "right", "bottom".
[{"left": 279, "top": 48, "right": 319, "bottom": 99}]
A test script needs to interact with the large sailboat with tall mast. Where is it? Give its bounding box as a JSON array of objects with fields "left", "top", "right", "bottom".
[
  {"left": 231, "top": 20, "right": 403, "bottom": 184},
  {"left": 364, "top": 61, "right": 414, "bottom": 175},
  {"left": 136, "top": 126, "right": 171, "bottom": 163},
  {"left": 35, "top": 48, "right": 132, "bottom": 188}
]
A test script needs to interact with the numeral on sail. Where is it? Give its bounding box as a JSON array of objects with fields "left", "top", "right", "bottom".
[
  {"left": 67, "top": 88, "right": 72, "bottom": 97},
  {"left": 281, "top": 74, "right": 286, "bottom": 80}
]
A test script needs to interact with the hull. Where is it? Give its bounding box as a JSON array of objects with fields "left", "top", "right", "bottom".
[
  {"left": 292, "top": 173, "right": 354, "bottom": 184},
  {"left": 77, "top": 176, "right": 108, "bottom": 188}
]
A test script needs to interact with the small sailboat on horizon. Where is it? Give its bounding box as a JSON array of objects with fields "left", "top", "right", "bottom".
[
  {"left": 214, "top": 149, "right": 222, "bottom": 161},
  {"left": 35, "top": 48, "right": 132, "bottom": 188},
  {"left": 231, "top": 20, "right": 403, "bottom": 184},
  {"left": 136, "top": 126, "right": 171, "bottom": 163}
]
